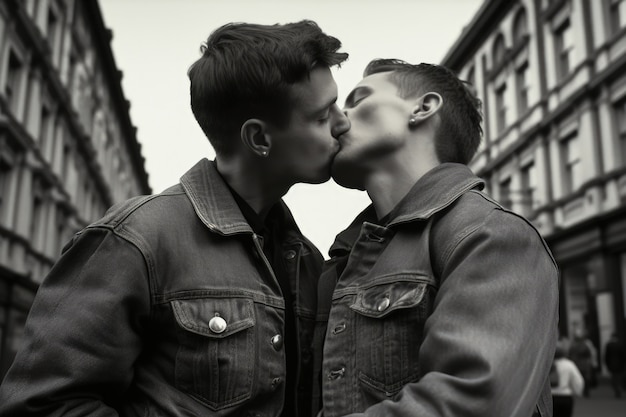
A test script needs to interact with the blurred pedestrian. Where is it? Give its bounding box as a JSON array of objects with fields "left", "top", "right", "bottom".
[
  {"left": 551, "top": 346, "right": 584, "bottom": 417},
  {"left": 569, "top": 329, "right": 593, "bottom": 397},
  {"left": 557, "top": 332, "right": 571, "bottom": 357},
  {"left": 604, "top": 332, "right": 625, "bottom": 398}
]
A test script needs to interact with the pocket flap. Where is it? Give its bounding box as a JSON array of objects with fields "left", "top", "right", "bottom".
[
  {"left": 172, "top": 297, "right": 255, "bottom": 338},
  {"left": 350, "top": 280, "right": 429, "bottom": 319}
]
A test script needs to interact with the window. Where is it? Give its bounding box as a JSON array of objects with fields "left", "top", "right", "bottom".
[
  {"left": 513, "top": 8, "right": 528, "bottom": 44},
  {"left": 30, "top": 176, "right": 46, "bottom": 245},
  {"left": 615, "top": 99, "right": 626, "bottom": 166},
  {"left": 562, "top": 134, "right": 582, "bottom": 193},
  {"left": 47, "top": 3, "right": 62, "bottom": 66},
  {"left": 499, "top": 177, "right": 512, "bottom": 209},
  {"left": 496, "top": 84, "right": 508, "bottom": 133},
  {"left": 611, "top": 0, "right": 626, "bottom": 33},
  {"left": 555, "top": 20, "right": 574, "bottom": 80},
  {"left": 466, "top": 66, "right": 477, "bottom": 96},
  {"left": 0, "top": 160, "right": 11, "bottom": 222},
  {"left": 493, "top": 34, "right": 506, "bottom": 66},
  {"left": 55, "top": 207, "right": 68, "bottom": 255},
  {"left": 61, "top": 141, "right": 71, "bottom": 184},
  {"left": 39, "top": 105, "right": 52, "bottom": 145},
  {"left": 516, "top": 62, "right": 530, "bottom": 114},
  {"left": 521, "top": 162, "right": 538, "bottom": 215},
  {"left": 4, "top": 50, "right": 24, "bottom": 114}
]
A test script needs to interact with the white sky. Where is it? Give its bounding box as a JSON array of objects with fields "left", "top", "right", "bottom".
[{"left": 99, "top": 0, "right": 484, "bottom": 257}]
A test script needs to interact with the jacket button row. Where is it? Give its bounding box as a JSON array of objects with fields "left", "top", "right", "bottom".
[
  {"left": 271, "top": 334, "right": 284, "bottom": 350},
  {"left": 284, "top": 250, "right": 296, "bottom": 260},
  {"left": 327, "top": 367, "right": 346, "bottom": 380},
  {"left": 208, "top": 316, "right": 227, "bottom": 333}
]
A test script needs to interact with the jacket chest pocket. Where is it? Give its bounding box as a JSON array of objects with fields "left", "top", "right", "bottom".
[
  {"left": 172, "top": 297, "right": 256, "bottom": 410},
  {"left": 349, "top": 278, "right": 435, "bottom": 398}
]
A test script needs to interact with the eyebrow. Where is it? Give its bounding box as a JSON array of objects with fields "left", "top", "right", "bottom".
[
  {"left": 344, "top": 86, "right": 371, "bottom": 107},
  {"left": 311, "top": 96, "right": 338, "bottom": 117}
]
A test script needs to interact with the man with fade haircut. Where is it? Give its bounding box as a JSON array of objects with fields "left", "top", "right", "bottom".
[
  {"left": 312, "top": 59, "right": 559, "bottom": 417},
  {"left": 0, "top": 20, "right": 350, "bottom": 417}
]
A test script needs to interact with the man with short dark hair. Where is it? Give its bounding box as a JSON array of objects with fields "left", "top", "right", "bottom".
[
  {"left": 0, "top": 20, "right": 350, "bottom": 417},
  {"left": 313, "top": 59, "right": 559, "bottom": 417}
]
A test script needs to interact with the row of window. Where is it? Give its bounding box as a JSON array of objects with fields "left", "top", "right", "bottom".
[
  {"left": 491, "top": 96, "right": 626, "bottom": 220},
  {"left": 0, "top": 0, "right": 143, "bottom": 225},
  {"left": 465, "top": 0, "right": 626, "bottom": 140},
  {"left": 0, "top": 0, "right": 133, "bottom": 382}
]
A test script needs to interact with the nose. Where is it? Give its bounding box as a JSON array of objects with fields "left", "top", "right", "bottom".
[{"left": 331, "top": 107, "right": 351, "bottom": 138}]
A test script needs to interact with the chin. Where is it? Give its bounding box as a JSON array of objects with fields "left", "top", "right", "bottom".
[
  {"left": 302, "top": 171, "right": 332, "bottom": 185},
  {"left": 330, "top": 168, "right": 365, "bottom": 191}
]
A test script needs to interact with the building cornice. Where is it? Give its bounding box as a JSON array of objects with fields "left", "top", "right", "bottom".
[
  {"left": 84, "top": 0, "right": 151, "bottom": 194},
  {"left": 441, "top": 0, "right": 514, "bottom": 71}
]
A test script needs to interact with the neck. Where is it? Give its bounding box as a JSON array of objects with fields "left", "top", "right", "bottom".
[
  {"left": 216, "top": 156, "right": 290, "bottom": 221},
  {"left": 365, "top": 153, "right": 438, "bottom": 219}
]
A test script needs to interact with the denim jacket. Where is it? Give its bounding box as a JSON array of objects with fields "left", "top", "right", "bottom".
[
  {"left": 313, "top": 163, "right": 559, "bottom": 417},
  {"left": 0, "top": 159, "right": 323, "bottom": 417}
]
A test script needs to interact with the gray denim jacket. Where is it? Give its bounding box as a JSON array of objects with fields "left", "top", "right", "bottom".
[
  {"left": 313, "top": 163, "right": 559, "bottom": 417},
  {"left": 0, "top": 159, "right": 323, "bottom": 417}
]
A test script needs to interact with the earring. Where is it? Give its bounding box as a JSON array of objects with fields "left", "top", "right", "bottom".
[
  {"left": 261, "top": 151, "right": 268, "bottom": 157},
  {"left": 409, "top": 118, "right": 417, "bottom": 126}
]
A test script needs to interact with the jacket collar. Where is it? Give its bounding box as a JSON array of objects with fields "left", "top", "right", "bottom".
[
  {"left": 180, "top": 158, "right": 302, "bottom": 238},
  {"left": 329, "top": 163, "right": 484, "bottom": 256}
]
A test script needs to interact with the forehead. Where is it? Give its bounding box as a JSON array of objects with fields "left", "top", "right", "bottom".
[
  {"left": 289, "top": 66, "right": 337, "bottom": 112},
  {"left": 355, "top": 72, "right": 399, "bottom": 93}
]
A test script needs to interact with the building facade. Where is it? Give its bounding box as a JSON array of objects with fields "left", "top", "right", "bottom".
[
  {"left": 442, "top": 0, "right": 626, "bottom": 374},
  {"left": 0, "top": 0, "right": 150, "bottom": 378}
]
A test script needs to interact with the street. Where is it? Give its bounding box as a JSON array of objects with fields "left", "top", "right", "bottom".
[{"left": 573, "top": 380, "right": 624, "bottom": 417}]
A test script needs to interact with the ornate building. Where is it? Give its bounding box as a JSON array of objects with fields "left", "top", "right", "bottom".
[
  {"left": 0, "top": 0, "right": 150, "bottom": 377},
  {"left": 442, "top": 0, "right": 626, "bottom": 374}
]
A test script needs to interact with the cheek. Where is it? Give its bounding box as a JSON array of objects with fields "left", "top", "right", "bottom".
[
  {"left": 286, "top": 131, "right": 331, "bottom": 161},
  {"left": 353, "top": 104, "right": 378, "bottom": 124}
]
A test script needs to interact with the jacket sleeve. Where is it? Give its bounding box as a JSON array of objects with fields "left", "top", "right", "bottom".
[
  {"left": 344, "top": 208, "right": 559, "bottom": 417},
  {"left": 0, "top": 227, "right": 151, "bottom": 416}
]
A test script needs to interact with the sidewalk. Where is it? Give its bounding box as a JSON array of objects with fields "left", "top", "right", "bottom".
[{"left": 572, "top": 379, "right": 625, "bottom": 417}]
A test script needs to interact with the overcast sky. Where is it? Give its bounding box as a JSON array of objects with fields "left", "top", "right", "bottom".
[{"left": 99, "top": 0, "right": 484, "bottom": 256}]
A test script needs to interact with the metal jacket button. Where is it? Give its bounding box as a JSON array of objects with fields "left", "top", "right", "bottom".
[
  {"left": 208, "top": 316, "right": 227, "bottom": 333},
  {"left": 271, "top": 377, "right": 283, "bottom": 389},
  {"left": 327, "top": 367, "right": 346, "bottom": 380},
  {"left": 376, "top": 296, "right": 390, "bottom": 312},
  {"left": 332, "top": 323, "right": 346, "bottom": 334},
  {"left": 271, "top": 334, "right": 284, "bottom": 350}
]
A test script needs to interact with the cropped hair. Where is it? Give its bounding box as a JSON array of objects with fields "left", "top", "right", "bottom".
[
  {"left": 188, "top": 20, "right": 348, "bottom": 155},
  {"left": 364, "top": 59, "right": 483, "bottom": 165}
]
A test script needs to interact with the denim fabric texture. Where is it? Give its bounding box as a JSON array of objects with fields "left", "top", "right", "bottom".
[
  {"left": 0, "top": 159, "right": 323, "bottom": 417},
  {"left": 312, "top": 163, "right": 559, "bottom": 417}
]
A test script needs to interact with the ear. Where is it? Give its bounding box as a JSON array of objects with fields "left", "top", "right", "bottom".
[
  {"left": 409, "top": 92, "right": 442, "bottom": 126},
  {"left": 241, "top": 119, "right": 271, "bottom": 157}
]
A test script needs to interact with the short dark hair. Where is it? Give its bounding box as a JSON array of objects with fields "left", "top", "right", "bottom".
[
  {"left": 364, "top": 59, "right": 483, "bottom": 165},
  {"left": 188, "top": 20, "right": 348, "bottom": 155}
]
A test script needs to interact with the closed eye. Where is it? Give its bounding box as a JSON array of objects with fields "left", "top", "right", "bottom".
[{"left": 344, "top": 86, "right": 372, "bottom": 109}]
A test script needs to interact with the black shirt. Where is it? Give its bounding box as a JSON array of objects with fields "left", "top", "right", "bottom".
[{"left": 229, "top": 189, "right": 298, "bottom": 417}]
